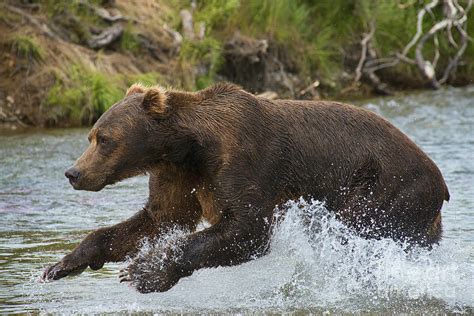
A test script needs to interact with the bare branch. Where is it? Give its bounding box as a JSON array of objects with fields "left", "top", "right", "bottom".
[
  {"left": 415, "top": 18, "right": 450, "bottom": 88},
  {"left": 401, "top": 0, "right": 439, "bottom": 56},
  {"left": 354, "top": 20, "right": 375, "bottom": 84},
  {"left": 432, "top": 34, "right": 440, "bottom": 68},
  {"left": 439, "top": 23, "right": 469, "bottom": 83},
  {"left": 359, "top": 0, "right": 471, "bottom": 90}
]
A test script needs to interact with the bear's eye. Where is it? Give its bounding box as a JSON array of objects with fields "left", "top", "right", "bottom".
[{"left": 98, "top": 136, "right": 108, "bottom": 145}]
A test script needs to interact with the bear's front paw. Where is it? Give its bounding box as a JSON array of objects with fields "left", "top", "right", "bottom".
[
  {"left": 41, "top": 251, "right": 105, "bottom": 282},
  {"left": 120, "top": 254, "right": 187, "bottom": 293},
  {"left": 41, "top": 256, "right": 89, "bottom": 281}
]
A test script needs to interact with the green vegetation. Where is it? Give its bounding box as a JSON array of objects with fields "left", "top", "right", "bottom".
[
  {"left": 10, "top": 35, "right": 44, "bottom": 62},
  {"left": 0, "top": 8, "right": 20, "bottom": 24},
  {"left": 180, "top": 37, "right": 223, "bottom": 90},
  {"left": 42, "top": 0, "right": 102, "bottom": 21},
  {"left": 120, "top": 23, "right": 141, "bottom": 53},
  {"left": 178, "top": 0, "right": 474, "bottom": 89},
  {"left": 2, "top": 0, "right": 472, "bottom": 127},
  {"left": 124, "top": 72, "right": 164, "bottom": 87},
  {"left": 192, "top": 0, "right": 240, "bottom": 32},
  {"left": 41, "top": 0, "right": 104, "bottom": 44},
  {"left": 44, "top": 65, "right": 123, "bottom": 125},
  {"left": 176, "top": 1, "right": 369, "bottom": 88},
  {"left": 44, "top": 66, "right": 166, "bottom": 125}
]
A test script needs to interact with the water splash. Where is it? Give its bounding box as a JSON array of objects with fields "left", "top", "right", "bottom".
[
  {"left": 26, "top": 198, "right": 469, "bottom": 313},
  {"left": 262, "top": 198, "right": 473, "bottom": 312}
]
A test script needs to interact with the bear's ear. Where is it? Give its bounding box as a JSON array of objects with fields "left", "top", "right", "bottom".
[
  {"left": 126, "top": 83, "right": 146, "bottom": 97},
  {"left": 142, "top": 86, "right": 168, "bottom": 116}
]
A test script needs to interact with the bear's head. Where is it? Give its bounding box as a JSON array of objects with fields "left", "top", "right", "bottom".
[{"left": 65, "top": 83, "right": 187, "bottom": 191}]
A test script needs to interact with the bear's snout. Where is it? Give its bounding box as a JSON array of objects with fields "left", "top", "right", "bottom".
[{"left": 65, "top": 168, "right": 80, "bottom": 187}]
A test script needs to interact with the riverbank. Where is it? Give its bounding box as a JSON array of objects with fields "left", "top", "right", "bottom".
[{"left": 1, "top": 0, "right": 473, "bottom": 129}]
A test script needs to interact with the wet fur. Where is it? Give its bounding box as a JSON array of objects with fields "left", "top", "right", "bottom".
[{"left": 43, "top": 83, "right": 449, "bottom": 291}]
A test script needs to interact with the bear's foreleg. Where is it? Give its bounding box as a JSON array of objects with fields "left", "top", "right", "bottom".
[{"left": 42, "top": 208, "right": 156, "bottom": 281}]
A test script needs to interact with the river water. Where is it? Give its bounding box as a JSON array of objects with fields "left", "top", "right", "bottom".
[{"left": 0, "top": 87, "right": 473, "bottom": 314}]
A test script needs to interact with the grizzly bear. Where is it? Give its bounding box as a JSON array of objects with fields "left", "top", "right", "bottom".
[{"left": 42, "top": 83, "right": 449, "bottom": 293}]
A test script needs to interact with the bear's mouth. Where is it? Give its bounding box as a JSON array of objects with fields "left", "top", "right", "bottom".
[
  {"left": 68, "top": 177, "right": 76, "bottom": 187},
  {"left": 68, "top": 178, "right": 83, "bottom": 190},
  {"left": 69, "top": 175, "right": 108, "bottom": 192}
]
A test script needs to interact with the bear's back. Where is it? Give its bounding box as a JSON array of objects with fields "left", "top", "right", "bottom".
[{"left": 257, "top": 97, "right": 449, "bottom": 204}]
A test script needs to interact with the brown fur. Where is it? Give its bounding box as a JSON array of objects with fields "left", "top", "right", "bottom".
[
  {"left": 43, "top": 82, "right": 449, "bottom": 293},
  {"left": 142, "top": 87, "right": 168, "bottom": 115},
  {"left": 126, "top": 82, "right": 147, "bottom": 96}
]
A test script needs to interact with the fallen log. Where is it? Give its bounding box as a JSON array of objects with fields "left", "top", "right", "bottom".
[
  {"left": 78, "top": 0, "right": 125, "bottom": 22},
  {"left": 87, "top": 24, "right": 123, "bottom": 49}
]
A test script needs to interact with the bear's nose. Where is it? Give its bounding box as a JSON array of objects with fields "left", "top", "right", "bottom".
[{"left": 65, "top": 168, "right": 80, "bottom": 185}]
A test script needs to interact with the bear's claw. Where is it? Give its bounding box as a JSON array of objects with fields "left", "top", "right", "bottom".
[
  {"left": 119, "top": 254, "right": 188, "bottom": 293},
  {"left": 41, "top": 260, "right": 87, "bottom": 282},
  {"left": 118, "top": 269, "right": 132, "bottom": 283}
]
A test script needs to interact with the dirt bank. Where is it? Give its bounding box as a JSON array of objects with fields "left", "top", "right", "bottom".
[{"left": 1, "top": 0, "right": 472, "bottom": 130}]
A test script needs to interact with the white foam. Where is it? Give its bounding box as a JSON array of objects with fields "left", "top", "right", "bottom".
[{"left": 27, "top": 199, "right": 473, "bottom": 313}]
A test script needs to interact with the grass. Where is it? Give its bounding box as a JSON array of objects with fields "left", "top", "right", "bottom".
[
  {"left": 10, "top": 35, "right": 44, "bottom": 62},
  {"left": 41, "top": 0, "right": 105, "bottom": 44},
  {"left": 120, "top": 23, "right": 141, "bottom": 53},
  {"left": 44, "top": 65, "right": 165, "bottom": 125},
  {"left": 183, "top": 0, "right": 362, "bottom": 84},
  {"left": 4, "top": 0, "right": 472, "bottom": 127},
  {"left": 42, "top": 0, "right": 471, "bottom": 98},
  {"left": 124, "top": 72, "right": 164, "bottom": 87},
  {"left": 0, "top": 8, "right": 20, "bottom": 24},
  {"left": 182, "top": 0, "right": 473, "bottom": 89},
  {"left": 42, "top": 0, "right": 103, "bottom": 21},
  {"left": 44, "top": 65, "right": 123, "bottom": 125},
  {"left": 226, "top": 0, "right": 311, "bottom": 43},
  {"left": 179, "top": 37, "right": 223, "bottom": 90},
  {"left": 192, "top": 0, "right": 240, "bottom": 34}
]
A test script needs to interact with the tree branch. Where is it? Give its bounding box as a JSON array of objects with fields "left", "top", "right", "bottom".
[{"left": 354, "top": 20, "right": 375, "bottom": 84}]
